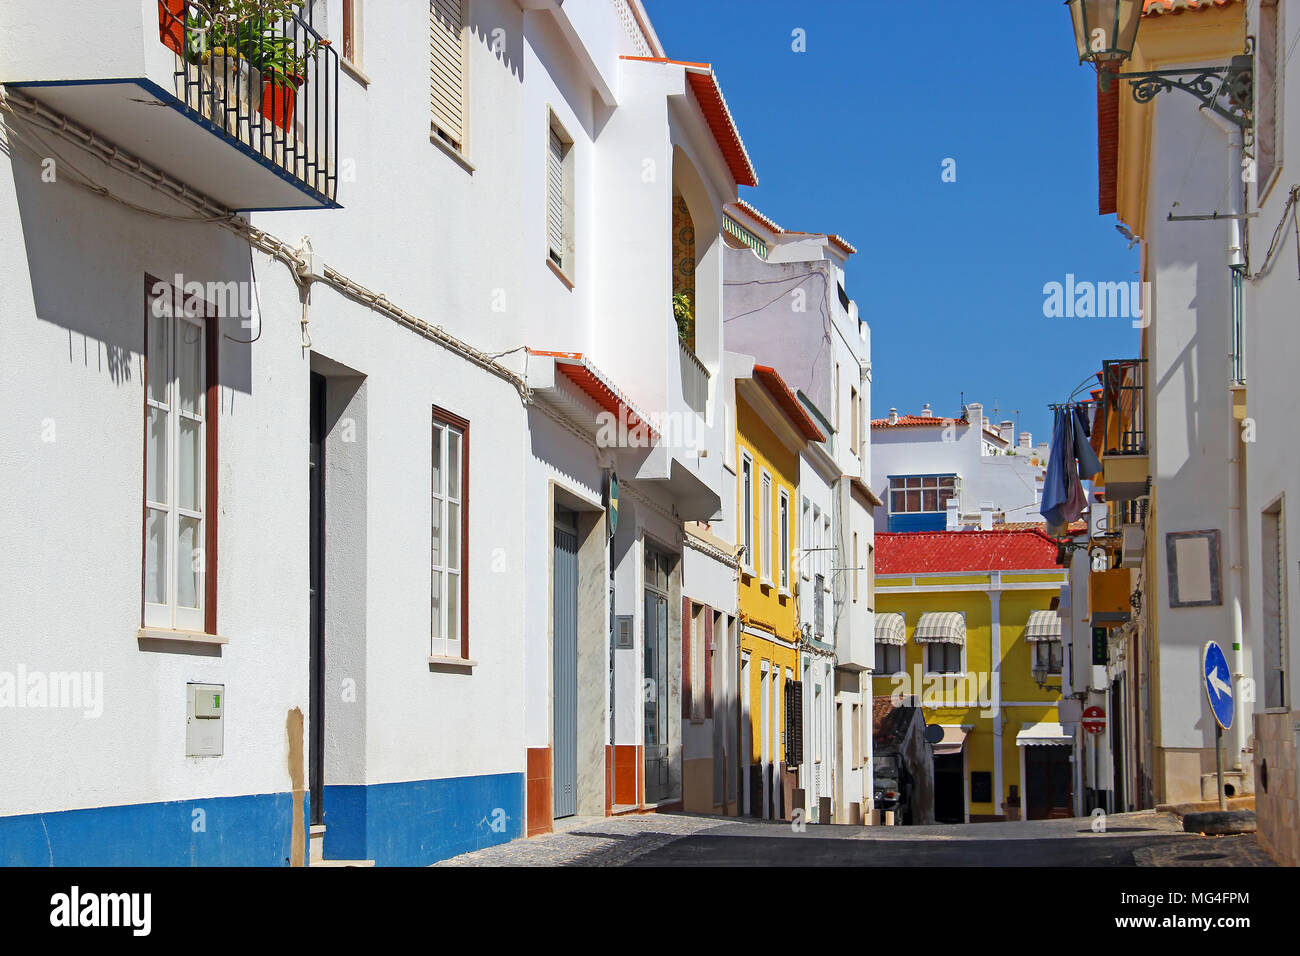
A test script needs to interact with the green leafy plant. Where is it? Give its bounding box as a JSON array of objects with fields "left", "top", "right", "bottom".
[
  {"left": 183, "top": 0, "right": 326, "bottom": 87},
  {"left": 672, "top": 292, "right": 694, "bottom": 343}
]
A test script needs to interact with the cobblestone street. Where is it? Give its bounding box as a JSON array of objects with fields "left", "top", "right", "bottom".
[{"left": 437, "top": 810, "right": 1276, "bottom": 867}]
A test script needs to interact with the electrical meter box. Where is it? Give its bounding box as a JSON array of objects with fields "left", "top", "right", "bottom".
[{"left": 186, "top": 683, "right": 224, "bottom": 757}]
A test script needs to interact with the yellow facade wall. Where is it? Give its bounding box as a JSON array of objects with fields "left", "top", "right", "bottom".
[{"left": 873, "top": 578, "right": 1065, "bottom": 819}]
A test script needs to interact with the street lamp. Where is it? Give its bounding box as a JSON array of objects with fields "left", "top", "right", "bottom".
[
  {"left": 1065, "top": 0, "right": 1253, "bottom": 129},
  {"left": 1032, "top": 659, "right": 1051, "bottom": 691}
]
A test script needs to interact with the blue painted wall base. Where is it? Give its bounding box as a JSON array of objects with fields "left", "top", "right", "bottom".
[
  {"left": 0, "top": 791, "right": 307, "bottom": 866},
  {"left": 322, "top": 772, "right": 525, "bottom": 866}
]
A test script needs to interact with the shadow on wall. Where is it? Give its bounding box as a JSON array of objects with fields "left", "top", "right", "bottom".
[{"left": 5, "top": 112, "right": 254, "bottom": 397}]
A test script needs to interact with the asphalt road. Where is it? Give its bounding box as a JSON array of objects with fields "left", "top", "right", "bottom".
[{"left": 627, "top": 831, "right": 1191, "bottom": 866}]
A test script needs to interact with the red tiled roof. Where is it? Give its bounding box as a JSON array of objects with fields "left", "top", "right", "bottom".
[
  {"left": 752, "top": 365, "right": 826, "bottom": 443},
  {"left": 528, "top": 350, "right": 660, "bottom": 441},
  {"left": 733, "top": 199, "right": 783, "bottom": 234},
  {"left": 730, "top": 201, "right": 856, "bottom": 255},
  {"left": 875, "top": 529, "right": 1061, "bottom": 574},
  {"left": 872, "top": 414, "right": 965, "bottom": 429},
  {"left": 1143, "top": 0, "right": 1237, "bottom": 15},
  {"left": 621, "top": 57, "right": 758, "bottom": 188}
]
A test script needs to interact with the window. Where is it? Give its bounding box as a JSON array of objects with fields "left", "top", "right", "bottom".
[
  {"left": 1262, "top": 500, "right": 1289, "bottom": 709},
  {"left": 546, "top": 116, "right": 575, "bottom": 275},
  {"left": 143, "top": 278, "right": 216, "bottom": 634},
  {"left": 834, "top": 363, "right": 841, "bottom": 432},
  {"left": 801, "top": 497, "right": 811, "bottom": 580},
  {"left": 852, "top": 702, "right": 863, "bottom": 769},
  {"left": 1258, "top": 0, "right": 1283, "bottom": 195},
  {"left": 822, "top": 514, "right": 831, "bottom": 588},
  {"left": 850, "top": 385, "right": 859, "bottom": 456},
  {"left": 430, "top": 0, "right": 467, "bottom": 152},
  {"left": 741, "top": 453, "right": 754, "bottom": 571},
  {"left": 1034, "top": 640, "right": 1063, "bottom": 676},
  {"left": 342, "top": 0, "right": 363, "bottom": 70},
  {"left": 760, "top": 470, "right": 772, "bottom": 584},
  {"left": 689, "top": 603, "right": 707, "bottom": 719},
  {"left": 431, "top": 407, "right": 468, "bottom": 658},
  {"left": 875, "top": 643, "right": 903, "bottom": 675},
  {"left": 926, "top": 643, "right": 962, "bottom": 675},
  {"left": 971, "top": 771, "right": 993, "bottom": 804},
  {"left": 889, "top": 475, "right": 958, "bottom": 514},
  {"left": 779, "top": 489, "right": 790, "bottom": 590},
  {"left": 852, "top": 531, "right": 859, "bottom": 603}
]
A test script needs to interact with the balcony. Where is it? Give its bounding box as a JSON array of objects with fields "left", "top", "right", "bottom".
[
  {"left": 678, "top": 339, "right": 709, "bottom": 416},
  {"left": 1099, "top": 358, "right": 1148, "bottom": 502},
  {"left": 0, "top": 1, "right": 339, "bottom": 211}
]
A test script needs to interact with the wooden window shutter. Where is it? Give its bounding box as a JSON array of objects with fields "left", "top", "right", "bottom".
[
  {"left": 784, "top": 680, "right": 803, "bottom": 767},
  {"left": 681, "top": 597, "right": 692, "bottom": 719},
  {"left": 704, "top": 610, "right": 713, "bottom": 718},
  {"left": 547, "top": 127, "right": 565, "bottom": 263},
  {"left": 430, "top": 0, "right": 465, "bottom": 150}
]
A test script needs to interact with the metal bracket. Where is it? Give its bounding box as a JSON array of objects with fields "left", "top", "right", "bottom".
[{"left": 1107, "top": 49, "right": 1254, "bottom": 130}]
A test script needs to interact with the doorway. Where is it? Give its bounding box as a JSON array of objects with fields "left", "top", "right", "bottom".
[
  {"left": 643, "top": 544, "right": 671, "bottom": 804},
  {"left": 933, "top": 752, "right": 965, "bottom": 824},
  {"left": 308, "top": 371, "right": 326, "bottom": 826},
  {"left": 553, "top": 508, "right": 579, "bottom": 820},
  {"left": 1025, "top": 746, "right": 1074, "bottom": 819}
]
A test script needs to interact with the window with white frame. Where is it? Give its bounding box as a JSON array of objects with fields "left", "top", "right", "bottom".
[
  {"left": 779, "top": 489, "right": 790, "bottom": 590},
  {"left": 889, "top": 475, "right": 958, "bottom": 515},
  {"left": 875, "top": 643, "right": 904, "bottom": 675},
  {"left": 144, "top": 278, "right": 214, "bottom": 634},
  {"left": 760, "top": 470, "right": 772, "bottom": 584},
  {"left": 1033, "top": 640, "right": 1063, "bottom": 676},
  {"left": 430, "top": 0, "right": 467, "bottom": 152},
  {"left": 822, "top": 514, "right": 831, "bottom": 588},
  {"left": 850, "top": 385, "right": 859, "bottom": 457},
  {"left": 926, "top": 643, "right": 963, "bottom": 675},
  {"left": 431, "top": 407, "right": 468, "bottom": 658},
  {"left": 741, "top": 453, "right": 754, "bottom": 572}
]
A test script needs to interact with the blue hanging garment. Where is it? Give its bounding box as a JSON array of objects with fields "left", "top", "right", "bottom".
[
  {"left": 1074, "top": 406, "right": 1103, "bottom": 482},
  {"left": 1040, "top": 408, "right": 1070, "bottom": 526}
]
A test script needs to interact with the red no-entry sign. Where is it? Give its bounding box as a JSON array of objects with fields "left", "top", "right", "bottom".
[{"left": 1082, "top": 705, "right": 1107, "bottom": 735}]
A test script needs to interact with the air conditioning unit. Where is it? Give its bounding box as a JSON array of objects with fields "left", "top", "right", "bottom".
[{"left": 1120, "top": 524, "right": 1144, "bottom": 567}]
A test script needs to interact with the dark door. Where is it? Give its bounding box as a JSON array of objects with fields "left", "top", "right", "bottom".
[
  {"left": 933, "top": 752, "right": 964, "bottom": 823},
  {"left": 308, "top": 372, "right": 326, "bottom": 825},
  {"left": 1025, "top": 746, "right": 1074, "bottom": 819},
  {"left": 553, "top": 513, "right": 578, "bottom": 819},
  {"left": 1111, "top": 678, "right": 1126, "bottom": 812}
]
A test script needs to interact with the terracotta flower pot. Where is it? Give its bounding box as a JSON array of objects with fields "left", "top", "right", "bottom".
[
  {"left": 261, "top": 74, "right": 304, "bottom": 131},
  {"left": 159, "top": 0, "right": 187, "bottom": 55}
]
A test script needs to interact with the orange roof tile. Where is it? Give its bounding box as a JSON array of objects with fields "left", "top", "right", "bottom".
[
  {"left": 876, "top": 530, "right": 1061, "bottom": 574},
  {"left": 621, "top": 57, "right": 758, "bottom": 188},
  {"left": 752, "top": 365, "right": 826, "bottom": 443}
]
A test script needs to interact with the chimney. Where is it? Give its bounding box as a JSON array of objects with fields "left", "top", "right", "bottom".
[
  {"left": 966, "top": 402, "right": 981, "bottom": 426},
  {"left": 920, "top": 403, "right": 933, "bottom": 418},
  {"left": 1019, "top": 431, "right": 1032, "bottom": 450},
  {"left": 980, "top": 502, "right": 994, "bottom": 531},
  {"left": 999, "top": 420, "right": 1014, "bottom": 445},
  {"left": 888, "top": 408, "right": 899, "bottom": 425}
]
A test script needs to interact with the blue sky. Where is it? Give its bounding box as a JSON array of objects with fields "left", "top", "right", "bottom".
[{"left": 644, "top": 0, "right": 1140, "bottom": 443}]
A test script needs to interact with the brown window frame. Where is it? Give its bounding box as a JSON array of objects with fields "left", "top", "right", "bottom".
[
  {"left": 142, "top": 275, "right": 219, "bottom": 635},
  {"left": 432, "top": 404, "right": 470, "bottom": 658}
]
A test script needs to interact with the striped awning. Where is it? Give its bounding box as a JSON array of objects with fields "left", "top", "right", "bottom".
[
  {"left": 1016, "top": 722, "right": 1072, "bottom": 747},
  {"left": 913, "top": 612, "right": 965, "bottom": 645},
  {"left": 874, "top": 612, "right": 906, "bottom": 646},
  {"left": 1024, "top": 609, "right": 1063, "bottom": 643}
]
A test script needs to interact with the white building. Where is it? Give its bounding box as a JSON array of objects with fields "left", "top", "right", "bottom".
[
  {"left": 870, "top": 402, "right": 1049, "bottom": 534},
  {"left": 720, "top": 201, "right": 878, "bottom": 823},
  {"left": 0, "top": 0, "right": 756, "bottom": 864}
]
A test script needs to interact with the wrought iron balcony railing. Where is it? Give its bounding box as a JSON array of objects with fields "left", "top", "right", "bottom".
[
  {"left": 1101, "top": 358, "right": 1147, "bottom": 457},
  {"left": 160, "top": 1, "right": 339, "bottom": 206}
]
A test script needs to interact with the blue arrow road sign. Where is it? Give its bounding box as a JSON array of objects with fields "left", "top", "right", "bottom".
[{"left": 1202, "top": 641, "right": 1234, "bottom": 731}]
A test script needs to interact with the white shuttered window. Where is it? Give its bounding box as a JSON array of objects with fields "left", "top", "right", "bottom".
[{"left": 430, "top": 0, "right": 466, "bottom": 151}]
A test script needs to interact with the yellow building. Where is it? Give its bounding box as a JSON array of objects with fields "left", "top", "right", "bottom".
[
  {"left": 871, "top": 530, "right": 1071, "bottom": 822},
  {"left": 734, "top": 364, "right": 824, "bottom": 819}
]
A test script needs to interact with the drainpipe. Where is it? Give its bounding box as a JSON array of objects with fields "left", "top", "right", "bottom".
[{"left": 1205, "top": 109, "right": 1248, "bottom": 771}]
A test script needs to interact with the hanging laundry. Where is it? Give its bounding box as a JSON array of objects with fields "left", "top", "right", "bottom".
[
  {"left": 1041, "top": 405, "right": 1091, "bottom": 529},
  {"left": 1041, "top": 408, "right": 1070, "bottom": 527},
  {"left": 1074, "top": 405, "right": 1103, "bottom": 482}
]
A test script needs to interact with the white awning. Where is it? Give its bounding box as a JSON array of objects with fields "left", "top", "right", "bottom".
[
  {"left": 874, "top": 612, "right": 906, "bottom": 646},
  {"left": 932, "top": 725, "right": 969, "bottom": 756},
  {"left": 1024, "top": 609, "right": 1062, "bottom": 643},
  {"left": 1016, "top": 722, "right": 1073, "bottom": 747},
  {"left": 913, "top": 611, "right": 965, "bottom": 645}
]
